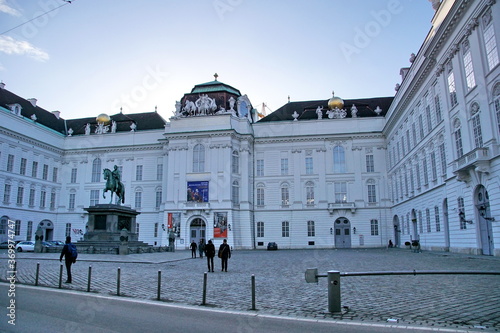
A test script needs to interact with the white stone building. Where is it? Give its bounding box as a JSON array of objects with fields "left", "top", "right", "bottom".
[{"left": 0, "top": 0, "right": 498, "bottom": 255}]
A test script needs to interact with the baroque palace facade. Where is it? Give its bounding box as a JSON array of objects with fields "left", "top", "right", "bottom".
[{"left": 1, "top": 0, "right": 499, "bottom": 255}]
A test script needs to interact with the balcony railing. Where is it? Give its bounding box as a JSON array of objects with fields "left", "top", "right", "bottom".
[
  {"left": 327, "top": 202, "right": 356, "bottom": 214},
  {"left": 453, "top": 147, "right": 490, "bottom": 171}
]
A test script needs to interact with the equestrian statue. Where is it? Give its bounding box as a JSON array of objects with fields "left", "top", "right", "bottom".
[{"left": 103, "top": 165, "right": 125, "bottom": 205}]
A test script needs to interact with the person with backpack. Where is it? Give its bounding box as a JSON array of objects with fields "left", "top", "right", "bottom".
[{"left": 59, "top": 236, "right": 77, "bottom": 283}]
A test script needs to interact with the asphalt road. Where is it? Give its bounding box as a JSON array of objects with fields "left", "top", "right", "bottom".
[{"left": 0, "top": 284, "right": 468, "bottom": 333}]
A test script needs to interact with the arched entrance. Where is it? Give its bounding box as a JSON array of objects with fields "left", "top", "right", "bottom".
[
  {"left": 334, "top": 217, "right": 351, "bottom": 248},
  {"left": 392, "top": 215, "right": 401, "bottom": 247},
  {"left": 189, "top": 217, "right": 206, "bottom": 245},
  {"left": 37, "top": 220, "right": 54, "bottom": 241},
  {"left": 475, "top": 186, "right": 494, "bottom": 255}
]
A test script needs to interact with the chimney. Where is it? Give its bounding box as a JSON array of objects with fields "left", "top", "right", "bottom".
[
  {"left": 52, "top": 110, "right": 61, "bottom": 119},
  {"left": 400, "top": 67, "right": 410, "bottom": 82},
  {"left": 0, "top": 82, "right": 5, "bottom": 89},
  {"left": 27, "top": 98, "right": 37, "bottom": 107}
]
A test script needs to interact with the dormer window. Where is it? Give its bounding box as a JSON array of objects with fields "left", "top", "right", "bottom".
[{"left": 7, "top": 104, "right": 22, "bottom": 116}]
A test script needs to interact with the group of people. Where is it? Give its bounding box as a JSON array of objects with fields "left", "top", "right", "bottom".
[{"left": 190, "top": 239, "right": 231, "bottom": 272}]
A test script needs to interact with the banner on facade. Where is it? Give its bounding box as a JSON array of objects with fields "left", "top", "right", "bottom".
[
  {"left": 168, "top": 212, "right": 181, "bottom": 237},
  {"left": 214, "top": 212, "right": 228, "bottom": 238},
  {"left": 187, "top": 181, "right": 209, "bottom": 202}
]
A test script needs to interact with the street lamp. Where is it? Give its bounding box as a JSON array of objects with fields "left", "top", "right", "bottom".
[{"left": 478, "top": 205, "right": 496, "bottom": 221}]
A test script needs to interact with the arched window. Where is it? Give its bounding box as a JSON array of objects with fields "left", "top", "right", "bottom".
[
  {"left": 305, "top": 181, "right": 314, "bottom": 206},
  {"left": 193, "top": 144, "right": 205, "bottom": 172},
  {"left": 91, "top": 158, "right": 101, "bottom": 182},
  {"left": 232, "top": 150, "right": 239, "bottom": 174},
  {"left": 135, "top": 188, "right": 142, "bottom": 209},
  {"left": 232, "top": 180, "right": 239, "bottom": 205},
  {"left": 280, "top": 183, "right": 289, "bottom": 206},
  {"left": 367, "top": 179, "right": 376, "bottom": 203},
  {"left": 256, "top": 183, "right": 265, "bottom": 206},
  {"left": 470, "top": 103, "right": 483, "bottom": 148},
  {"left": 453, "top": 119, "right": 463, "bottom": 158},
  {"left": 333, "top": 146, "right": 346, "bottom": 173}
]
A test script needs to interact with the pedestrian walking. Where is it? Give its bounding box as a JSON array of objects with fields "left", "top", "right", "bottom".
[
  {"left": 218, "top": 239, "right": 231, "bottom": 272},
  {"left": 205, "top": 240, "right": 215, "bottom": 272},
  {"left": 190, "top": 240, "right": 197, "bottom": 258},
  {"left": 198, "top": 239, "right": 205, "bottom": 259},
  {"left": 59, "top": 236, "right": 77, "bottom": 283}
]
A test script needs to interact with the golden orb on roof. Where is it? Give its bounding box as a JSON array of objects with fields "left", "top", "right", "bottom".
[
  {"left": 96, "top": 113, "right": 111, "bottom": 124},
  {"left": 328, "top": 91, "right": 344, "bottom": 110}
]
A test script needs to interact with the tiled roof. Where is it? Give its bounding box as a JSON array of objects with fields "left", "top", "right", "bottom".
[{"left": 258, "top": 97, "right": 394, "bottom": 122}]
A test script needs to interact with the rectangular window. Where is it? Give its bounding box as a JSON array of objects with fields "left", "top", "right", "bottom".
[
  {"left": 334, "top": 182, "right": 347, "bottom": 203},
  {"left": 425, "top": 104, "right": 432, "bottom": 132},
  {"left": 306, "top": 185, "right": 314, "bottom": 205},
  {"left": 20, "top": 158, "right": 27, "bottom": 175},
  {"left": 135, "top": 192, "right": 142, "bottom": 208},
  {"left": 409, "top": 168, "right": 415, "bottom": 193},
  {"left": 40, "top": 190, "right": 46, "bottom": 208},
  {"left": 3, "top": 184, "right": 11, "bottom": 203},
  {"left": 434, "top": 206, "right": 441, "bottom": 232},
  {"left": 406, "top": 130, "right": 411, "bottom": 153},
  {"left": 455, "top": 128, "right": 463, "bottom": 157},
  {"left": 416, "top": 163, "right": 421, "bottom": 188},
  {"left": 370, "top": 219, "right": 379, "bottom": 236},
  {"left": 423, "top": 157, "right": 429, "bottom": 185},
  {"left": 50, "top": 192, "right": 56, "bottom": 209},
  {"left": 136, "top": 165, "right": 143, "bottom": 181},
  {"left": 307, "top": 220, "right": 315, "bottom": 237},
  {"left": 154, "top": 223, "right": 158, "bottom": 237},
  {"left": 447, "top": 71, "right": 458, "bottom": 107},
  {"left": 157, "top": 164, "right": 163, "bottom": 181},
  {"left": 232, "top": 151, "right": 239, "bottom": 174},
  {"left": 256, "top": 159, "right": 264, "bottom": 177},
  {"left": 418, "top": 211, "right": 423, "bottom": 233},
  {"left": 52, "top": 167, "right": 58, "bottom": 182},
  {"left": 434, "top": 94, "right": 442, "bottom": 123},
  {"left": 281, "top": 158, "right": 288, "bottom": 175},
  {"left": 29, "top": 188, "right": 35, "bottom": 206},
  {"left": 65, "top": 223, "right": 71, "bottom": 237},
  {"left": 368, "top": 184, "right": 376, "bottom": 203},
  {"left": 426, "top": 208, "right": 431, "bottom": 233},
  {"left": 430, "top": 152, "right": 438, "bottom": 181},
  {"left": 305, "top": 157, "right": 313, "bottom": 175},
  {"left": 418, "top": 114, "right": 425, "bottom": 139},
  {"left": 257, "top": 222, "right": 264, "bottom": 237},
  {"left": 333, "top": 146, "right": 346, "bottom": 173},
  {"left": 42, "top": 164, "right": 48, "bottom": 180},
  {"left": 155, "top": 191, "right": 162, "bottom": 210},
  {"left": 71, "top": 168, "right": 77, "bottom": 183},
  {"left": 412, "top": 123, "right": 417, "bottom": 148},
  {"left": 472, "top": 114, "right": 483, "bottom": 148},
  {"left": 281, "top": 221, "right": 289, "bottom": 237},
  {"left": 458, "top": 197, "right": 467, "bottom": 230},
  {"left": 281, "top": 187, "right": 289, "bottom": 206},
  {"left": 483, "top": 22, "right": 499, "bottom": 71},
  {"left": 90, "top": 189, "right": 99, "bottom": 206},
  {"left": 463, "top": 45, "right": 476, "bottom": 90},
  {"left": 27, "top": 221, "right": 33, "bottom": 241},
  {"left": 15, "top": 220, "right": 20, "bottom": 236},
  {"left": 69, "top": 193, "right": 76, "bottom": 210},
  {"left": 7, "top": 154, "right": 14, "bottom": 172},
  {"left": 16, "top": 186, "right": 23, "bottom": 205},
  {"left": 401, "top": 137, "right": 406, "bottom": 156},
  {"left": 366, "top": 154, "right": 374, "bottom": 172},
  {"left": 32, "top": 161, "right": 38, "bottom": 178}
]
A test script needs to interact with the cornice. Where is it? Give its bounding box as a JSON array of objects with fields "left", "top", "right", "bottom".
[{"left": 0, "top": 127, "right": 63, "bottom": 155}]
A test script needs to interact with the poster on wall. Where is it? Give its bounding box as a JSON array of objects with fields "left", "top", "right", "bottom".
[
  {"left": 214, "top": 212, "right": 228, "bottom": 238},
  {"left": 168, "top": 212, "right": 181, "bottom": 237},
  {"left": 187, "top": 181, "right": 209, "bottom": 202}
]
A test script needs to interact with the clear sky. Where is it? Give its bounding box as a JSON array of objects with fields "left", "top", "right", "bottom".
[{"left": 0, "top": 0, "right": 435, "bottom": 120}]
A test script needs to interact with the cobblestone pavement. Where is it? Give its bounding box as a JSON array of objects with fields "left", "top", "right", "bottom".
[{"left": 2, "top": 248, "right": 500, "bottom": 331}]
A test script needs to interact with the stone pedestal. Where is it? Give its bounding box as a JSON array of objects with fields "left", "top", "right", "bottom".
[
  {"left": 76, "top": 204, "right": 150, "bottom": 254},
  {"left": 34, "top": 227, "right": 44, "bottom": 253}
]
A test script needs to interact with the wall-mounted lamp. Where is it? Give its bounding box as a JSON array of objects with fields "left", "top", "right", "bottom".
[
  {"left": 458, "top": 210, "right": 473, "bottom": 224},
  {"left": 330, "top": 227, "right": 333, "bottom": 235},
  {"left": 161, "top": 224, "right": 165, "bottom": 231},
  {"left": 353, "top": 227, "right": 356, "bottom": 234},
  {"left": 228, "top": 224, "right": 232, "bottom": 231},
  {"left": 478, "top": 205, "right": 496, "bottom": 221}
]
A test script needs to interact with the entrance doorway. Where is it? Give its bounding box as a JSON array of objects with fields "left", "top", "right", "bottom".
[
  {"left": 476, "top": 186, "right": 494, "bottom": 255},
  {"left": 37, "top": 220, "right": 54, "bottom": 241},
  {"left": 334, "top": 217, "right": 351, "bottom": 248},
  {"left": 392, "top": 215, "right": 401, "bottom": 247},
  {"left": 189, "top": 218, "right": 206, "bottom": 245}
]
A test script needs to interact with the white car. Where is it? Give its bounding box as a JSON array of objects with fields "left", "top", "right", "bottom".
[{"left": 16, "top": 241, "right": 35, "bottom": 252}]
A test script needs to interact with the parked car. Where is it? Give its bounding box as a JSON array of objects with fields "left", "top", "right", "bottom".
[
  {"left": 47, "top": 240, "right": 64, "bottom": 248},
  {"left": 16, "top": 241, "right": 35, "bottom": 252},
  {"left": 267, "top": 242, "right": 278, "bottom": 250},
  {"left": 0, "top": 241, "right": 10, "bottom": 249}
]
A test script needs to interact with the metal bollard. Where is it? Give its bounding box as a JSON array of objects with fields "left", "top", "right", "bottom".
[
  {"left": 251, "top": 274, "right": 256, "bottom": 310},
  {"left": 13, "top": 261, "right": 17, "bottom": 282},
  {"left": 87, "top": 266, "right": 92, "bottom": 292},
  {"left": 202, "top": 272, "right": 207, "bottom": 305},
  {"left": 327, "top": 270, "right": 341, "bottom": 313},
  {"left": 58, "top": 264, "right": 63, "bottom": 289},
  {"left": 35, "top": 263, "right": 40, "bottom": 286},
  {"left": 117, "top": 267, "right": 121, "bottom": 296},
  {"left": 157, "top": 270, "right": 161, "bottom": 300}
]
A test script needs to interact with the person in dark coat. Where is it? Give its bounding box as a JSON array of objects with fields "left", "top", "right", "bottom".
[
  {"left": 218, "top": 239, "right": 231, "bottom": 272},
  {"left": 190, "top": 240, "right": 197, "bottom": 258},
  {"left": 198, "top": 239, "right": 205, "bottom": 259},
  {"left": 204, "top": 240, "right": 216, "bottom": 272},
  {"left": 59, "top": 236, "right": 76, "bottom": 283}
]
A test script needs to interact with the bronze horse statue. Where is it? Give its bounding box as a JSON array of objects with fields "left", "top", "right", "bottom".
[{"left": 103, "top": 168, "right": 125, "bottom": 205}]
